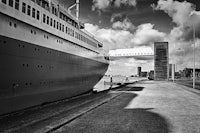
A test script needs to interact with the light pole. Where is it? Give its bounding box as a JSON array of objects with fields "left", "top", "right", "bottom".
[
  {"left": 190, "top": 11, "right": 198, "bottom": 89},
  {"left": 192, "top": 23, "right": 195, "bottom": 89}
]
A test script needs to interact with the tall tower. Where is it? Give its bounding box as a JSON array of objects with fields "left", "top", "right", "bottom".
[{"left": 154, "top": 42, "right": 169, "bottom": 80}]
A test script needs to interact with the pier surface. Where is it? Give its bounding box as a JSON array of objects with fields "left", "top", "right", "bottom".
[
  {"left": 1, "top": 81, "right": 200, "bottom": 133},
  {"left": 55, "top": 81, "right": 200, "bottom": 133}
]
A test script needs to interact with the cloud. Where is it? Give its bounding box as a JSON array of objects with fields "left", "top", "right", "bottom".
[
  {"left": 112, "top": 18, "right": 135, "bottom": 31},
  {"left": 152, "top": 0, "right": 200, "bottom": 32},
  {"left": 152, "top": 0, "right": 200, "bottom": 70},
  {"left": 114, "top": 0, "right": 137, "bottom": 7},
  {"left": 87, "top": 0, "right": 200, "bottom": 73},
  {"left": 92, "top": 0, "right": 137, "bottom": 11},
  {"left": 110, "top": 13, "right": 124, "bottom": 23},
  {"left": 85, "top": 23, "right": 134, "bottom": 50},
  {"left": 131, "top": 23, "right": 166, "bottom": 46},
  {"left": 84, "top": 22, "right": 165, "bottom": 51},
  {"left": 92, "top": 0, "right": 112, "bottom": 11}
]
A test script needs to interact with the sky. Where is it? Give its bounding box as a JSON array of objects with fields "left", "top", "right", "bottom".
[{"left": 60, "top": 0, "right": 200, "bottom": 76}]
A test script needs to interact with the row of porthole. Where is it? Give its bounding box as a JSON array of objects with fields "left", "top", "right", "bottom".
[
  {"left": 44, "top": 35, "right": 49, "bottom": 39},
  {"left": 0, "top": 40, "right": 7, "bottom": 44},
  {"left": 31, "top": 30, "right": 36, "bottom": 35},
  {"left": 12, "top": 81, "right": 55, "bottom": 88},
  {"left": 18, "top": 44, "right": 25, "bottom": 48},
  {"left": 57, "top": 39, "right": 63, "bottom": 44},
  {"left": 34, "top": 48, "right": 40, "bottom": 51},
  {"left": 9, "top": 21, "right": 17, "bottom": 28},
  {"left": 22, "top": 63, "right": 54, "bottom": 69}
]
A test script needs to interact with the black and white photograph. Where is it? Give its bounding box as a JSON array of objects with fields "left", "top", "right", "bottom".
[{"left": 0, "top": 0, "right": 200, "bottom": 132}]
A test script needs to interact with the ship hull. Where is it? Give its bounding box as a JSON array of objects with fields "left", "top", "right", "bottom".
[{"left": 0, "top": 35, "right": 108, "bottom": 115}]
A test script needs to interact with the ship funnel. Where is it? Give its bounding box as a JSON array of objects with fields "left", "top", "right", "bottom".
[{"left": 68, "top": 0, "right": 80, "bottom": 20}]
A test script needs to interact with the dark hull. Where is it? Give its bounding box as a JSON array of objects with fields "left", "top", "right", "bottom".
[{"left": 0, "top": 35, "right": 108, "bottom": 115}]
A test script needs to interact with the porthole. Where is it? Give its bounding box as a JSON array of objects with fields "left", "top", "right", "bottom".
[
  {"left": 12, "top": 83, "right": 19, "bottom": 88},
  {"left": 14, "top": 23, "right": 17, "bottom": 28},
  {"left": 9, "top": 22, "right": 12, "bottom": 26}
]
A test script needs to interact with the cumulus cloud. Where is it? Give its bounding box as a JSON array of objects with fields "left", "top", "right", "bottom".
[
  {"left": 110, "top": 13, "right": 124, "bottom": 23},
  {"left": 114, "top": 0, "right": 136, "bottom": 7},
  {"left": 152, "top": 0, "right": 200, "bottom": 37},
  {"left": 152, "top": 0, "right": 200, "bottom": 70},
  {"left": 85, "top": 23, "right": 134, "bottom": 50},
  {"left": 92, "top": 0, "right": 137, "bottom": 11},
  {"left": 92, "top": 0, "right": 112, "bottom": 11},
  {"left": 85, "top": 22, "right": 165, "bottom": 51},
  {"left": 88, "top": 0, "right": 200, "bottom": 73},
  {"left": 131, "top": 23, "right": 166, "bottom": 46},
  {"left": 112, "top": 18, "right": 135, "bottom": 31}
]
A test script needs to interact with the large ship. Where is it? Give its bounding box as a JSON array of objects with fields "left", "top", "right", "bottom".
[{"left": 0, "top": 0, "right": 109, "bottom": 115}]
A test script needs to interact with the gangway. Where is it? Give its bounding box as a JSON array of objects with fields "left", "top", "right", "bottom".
[{"left": 108, "top": 47, "right": 154, "bottom": 60}]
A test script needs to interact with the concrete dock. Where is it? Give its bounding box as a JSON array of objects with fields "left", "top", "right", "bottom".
[
  {"left": 1, "top": 81, "right": 200, "bottom": 133},
  {"left": 54, "top": 81, "right": 200, "bottom": 133}
]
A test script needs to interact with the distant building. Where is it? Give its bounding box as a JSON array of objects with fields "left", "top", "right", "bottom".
[
  {"left": 169, "top": 64, "right": 172, "bottom": 77},
  {"left": 137, "top": 67, "right": 141, "bottom": 76},
  {"left": 154, "top": 42, "right": 169, "bottom": 80},
  {"left": 140, "top": 72, "right": 147, "bottom": 77},
  {"left": 182, "top": 68, "right": 200, "bottom": 78},
  {"left": 148, "top": 70, "right": 154, "bottom": 80}
]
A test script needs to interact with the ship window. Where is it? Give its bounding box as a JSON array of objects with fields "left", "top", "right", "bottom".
[
  {"left": 65, "top": 26, "right": 67, "bottom": 33},
  {"left": 52, "top": 6, "right": 54, "bottom": 14},
  {"left": 55, "top": 8, "right": 57, "bottom": 16},
  {"left": 9, "top": 0, "right": 13, "bottom": 7},
  {"left": 15, "top": 0, "right": 19, "bottom": 10},
  {"left": 22, "top": 2, "right": 26, "bottom": 13},
  {"left": 57, "top": 22, "right": 59, "bottom": 29},
  {"left": 67, "top": 28, "right": 70, "bottom": 35},
  {"left": 50, "top": 18, "right": 52, "bottom": 26},
  {"left": 2, "top": 0, "right": 6, "bottom": 4},
  {"left": 43, "top": 14, "right": 46, "bottom": 23},
  {"left": 37, "top": 10, "right": 40, "bottom": 20},
  {"left": 47, "top": 16, "right": 49, "bottom": 25},
  {"left": 53, "top": 20, "right": 56, "bottom": 28},
  {"left": 62, "top": 25, "right": 64, "bottom": 32},
  {"left": 27, "top": 5, "right": 31, "bottom": 16},
  {"left": 32, "top": 8, "right": 35, "bottom": 18},
  {"left": 59, "top": 23, "right": 61, "bottom": 31}
]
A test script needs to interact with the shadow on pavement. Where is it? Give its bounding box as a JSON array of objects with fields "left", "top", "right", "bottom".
[
  {"left": 123, "top": 86, "right": 144, "bottom": 91},
  {"left": 61, "top": 92, "right": 171, "bottom": 133},
  {"left": 123, "top": 108, "right": 171, "bottom": 133}
]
